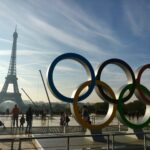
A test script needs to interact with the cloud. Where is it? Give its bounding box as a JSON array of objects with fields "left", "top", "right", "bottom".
[
  {"left": 0, "top": 0, "right": 118, "bottom": 56},
  {"left": 123, "top": 1, "right": 150, "bottom": 37},
  {"left": 28, "top": 15, "right": 108, "bottom": 55},
  {"left": 0, "top": 49, "right": 60, "bottom": 56},
  {"left": 54, "top": 0, "right": 122, "bottom": 45},
  {"left": 0, "top": 38, "right": 12, "bottom": 43},
  {"left": 124, "top": 8, "right": 143, "bottom": 36},
  {"left": 55, "top": 66, "right": 78, "bottom": 72}
]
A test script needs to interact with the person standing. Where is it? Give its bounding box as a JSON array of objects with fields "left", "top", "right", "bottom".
[
  {"left": 82, "top": 105, "right": 91, "bottom": 124},
  {"left": 20, "top": 114, "right": 25, "bottom": 131},
  {"left": 65, "top": 113, "right": 70, "bottom": 126},
  {"left": 12, "top": 104, "right": 20, "bottom": 127},
  {"left": 60, "top": 112, "right": 65, "bottom": 126},
  {"left": 26, "top": 106, "right": 33, "bottom": 133}
]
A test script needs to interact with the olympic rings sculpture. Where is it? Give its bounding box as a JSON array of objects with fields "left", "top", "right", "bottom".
[{"left": 47, "top": 53, "right": 150, "bottom": 129}]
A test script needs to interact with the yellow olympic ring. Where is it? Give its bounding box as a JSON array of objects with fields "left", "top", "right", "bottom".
[{"left": 72, "top": 80, "right": 117, "bottom": 129}]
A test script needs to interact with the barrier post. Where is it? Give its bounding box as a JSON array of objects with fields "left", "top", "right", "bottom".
[
  {"left": 67, "top": 136, "right": 70, "bottom": 150},
  {"left": 112, "top": 134, "right": 114, "bottom": 150},
  {"left": 144, "top": 134, "right": 147, "bottom": 150},
  {"left": 64, "top": 125, "right": 66, "bottom": 133},
  {"left": 107, "top": 135, "right": 110, "bottom": 150},
  {"left": 11, "top": 140, "right": 14, "bottom": 150},
  {"left": 18, "top": 139, "right": 22, "bottom": 150}
]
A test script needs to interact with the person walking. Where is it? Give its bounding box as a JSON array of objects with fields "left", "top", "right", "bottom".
[
  {"left": 12, "top": 104, "right": 20, "bottom": 127},
  {"left": 25, "top": 106, "right": 33, "bottom": 134}
]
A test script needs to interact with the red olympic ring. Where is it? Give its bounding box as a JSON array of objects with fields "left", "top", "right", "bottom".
[{"left": 135, "top": 64, "right": 150, "bottom": 104}]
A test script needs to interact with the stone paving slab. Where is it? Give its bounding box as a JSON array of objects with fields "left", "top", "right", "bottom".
[{"left": 0, "top": 134, "right": 36, "bottom": 150}]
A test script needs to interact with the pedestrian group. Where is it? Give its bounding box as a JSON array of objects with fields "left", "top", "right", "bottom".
[{"left": 11, "top": 104, "right": 33, "bottom": 133}]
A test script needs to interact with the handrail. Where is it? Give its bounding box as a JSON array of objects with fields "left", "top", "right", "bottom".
[
  {"left": 0, "top": 132, "right": 150, "bottom": 141},
  {"left": 0, "top": 132, "right": 149, "bottom": 150}
]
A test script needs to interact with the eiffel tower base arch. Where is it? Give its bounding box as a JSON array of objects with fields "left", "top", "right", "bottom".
[{"left": 0, "top": 92, "right": 25, "bottom": 113}]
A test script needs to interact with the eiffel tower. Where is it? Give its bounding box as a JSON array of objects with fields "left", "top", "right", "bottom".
[{"left": 0, "top": 28, "right": 25, "bottom": 110}]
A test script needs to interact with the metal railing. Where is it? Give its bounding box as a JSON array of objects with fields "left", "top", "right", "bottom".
[{"left": 0, "top": 132, "right": 149, "bottom": 150}]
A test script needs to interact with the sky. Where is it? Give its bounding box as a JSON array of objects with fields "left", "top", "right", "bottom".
[{"left": 0, "top": 0, "right": 149, "bottom": 104}]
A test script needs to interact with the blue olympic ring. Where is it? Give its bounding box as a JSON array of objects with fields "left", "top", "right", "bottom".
[{"left": 46, "top": 53, "right": 95, "bottom": 103}]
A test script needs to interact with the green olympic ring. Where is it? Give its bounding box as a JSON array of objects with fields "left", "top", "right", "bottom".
[{"left": 117, "top": 84, "right": 150, "bottom": 129}]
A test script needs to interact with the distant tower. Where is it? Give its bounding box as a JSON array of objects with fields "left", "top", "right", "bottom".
[{"left": 0, "top": 27, "right": 24, "bottom": 110}]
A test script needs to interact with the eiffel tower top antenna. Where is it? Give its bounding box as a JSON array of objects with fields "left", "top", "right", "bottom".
[{"left": 15, "top": 25, "right": 17, "bottom": 32}]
